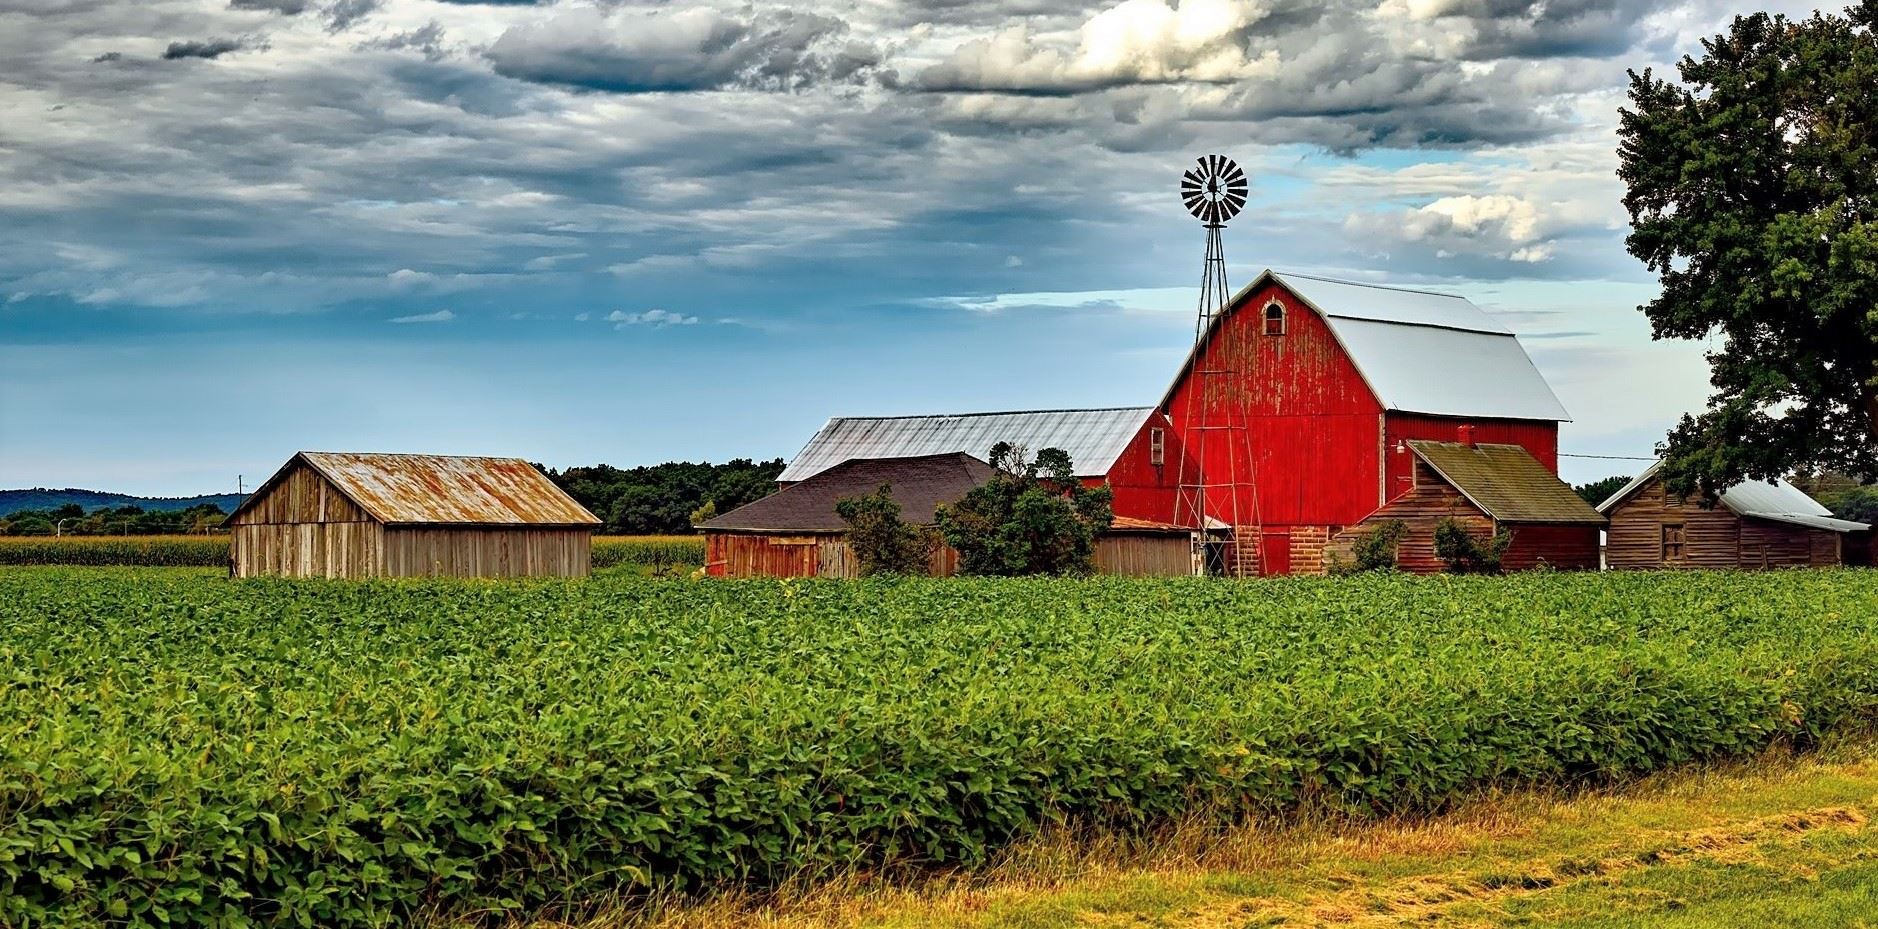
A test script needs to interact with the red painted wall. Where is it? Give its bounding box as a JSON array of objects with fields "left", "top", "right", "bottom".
[
  {"left": 1159, "top": 280, "right": 1386, "bottom": 528},
  {"left": 1500, "top": 523, "right": 1600, "bottom": 571},
  {"left": 1101, "top": 412, "right": 1193, "bottom": 522}
]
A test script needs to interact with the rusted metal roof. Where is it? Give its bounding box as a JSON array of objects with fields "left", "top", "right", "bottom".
[
  {"left": 231, "top": 452, "right": 601, "bottom": 527},
  {"left": 1409, "top": 441, "right": 1606, "bottom": 524},
  {"left": 1160, "top": 270, "right": 1569, "bottom": 422},
  {"left": 1597, "top": 461, "right": 1870, "bottom": 533},
  {"left": 779, "top": 407, "right": 1157, "bottom": 483},
  {"left": 1107, "top": 515, "right": 1190, "bottom": 533},
  {"left": 704, "top": 453, "right": 998, "bottom": 532}
]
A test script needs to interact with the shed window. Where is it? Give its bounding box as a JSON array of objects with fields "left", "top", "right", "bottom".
[
  {"left": 1263, "top": 301, "right": 1286, "bottom": 336},
  {"left": 1662, "top": 523, "right": 1686, "bottom": 562},
  {"left": 1149, "top": 428, "right": 1166, "bottom": 466}
]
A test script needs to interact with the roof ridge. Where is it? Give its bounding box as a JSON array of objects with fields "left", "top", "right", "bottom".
[
  {"left": 828, "top": 406, "right": 1155, "bottom": 421},
  {"left": 1274, "top": 270, "right": 1469, "bottom": 300},
  {"left": 301, "top": 451, "right": 526, "bottom": 461}
]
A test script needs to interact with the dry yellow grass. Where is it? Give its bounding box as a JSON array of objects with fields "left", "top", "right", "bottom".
[{"left": 482, "top": 739, "right": 1878, "bottom": 929}]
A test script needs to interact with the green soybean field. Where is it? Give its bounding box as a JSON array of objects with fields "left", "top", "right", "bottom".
[{"left": 4, "top": 567, "right": 1878, "bottom": 927}]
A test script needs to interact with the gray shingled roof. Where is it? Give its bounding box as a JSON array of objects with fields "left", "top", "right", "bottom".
[
  {"left": 778, "top": 407, "right": 1156, "bottom": 484},
  {"left": 704, "top": 453, "right": 998, "bottom": 533},
  {"left": 1596, "top": 461, "right": 1870, "bottom": 533},
  {"left": 1409, "top": 441, "right": 1606, "bottom": 524}
]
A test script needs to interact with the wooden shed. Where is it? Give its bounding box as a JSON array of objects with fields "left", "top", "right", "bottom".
[
  {"left": 1326, "top": 440, "right": 1605, "bottom": 573},
  {"left": 1597, "top": 462, "right": 1870, "bottom": 569},
  {"left": 226, "top": 452, "right": 600, "bottom": 578}
]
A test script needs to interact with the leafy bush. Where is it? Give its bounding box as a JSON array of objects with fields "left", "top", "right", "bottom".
[
  {"left": 1331, "top": 520, "right": 1408, "bottom": 574},
  {"left": 835, "top": 484, "right": 936, "bottom": 576},
  {"left": 935, "top": 443, "right": 1113, "bottom": 576},
  {"left": 1433, "top": 517, "right": 1512, "bottom": 574},
  {"left": 590, "top": 535, "right": 705, "bottom": 570},
  {"left": 5, "top": 568, "right": 1878, "bottom": 926},
  {"left": 0, "top": 535, "right": 229, "bottom": 566}
]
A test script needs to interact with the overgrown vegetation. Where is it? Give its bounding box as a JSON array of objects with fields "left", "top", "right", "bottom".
[
  {"left": 7, "top": 567, "right": 1878, "bottom": 927},
  {"left": 544, "top": 459, "right": 784, "bottom": 535},
  {"left": 934, "top": 444, "right": 1113, "bottom": 576},
  {"left": 1433, "top": 517, "right": 1512, "bottom": 574},
  {"left": 835, "top": 484, "right": 936, "bottom": 576},
  {"left": 1329, "top": 519, "right": 1407, "bottom": 575}
]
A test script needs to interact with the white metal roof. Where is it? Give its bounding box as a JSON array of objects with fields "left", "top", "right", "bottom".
[
  {"left": 1160, "top": 270, "right": 1569, "bottom": 422},
  {"left": 779, "top": 407, "right": 1157, "bottom": 483},
  {"left": 1596, "top": 461, "right": 1870, "bottom": 533}
]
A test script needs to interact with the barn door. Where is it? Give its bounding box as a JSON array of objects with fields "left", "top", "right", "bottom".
[{"left": 1260, "top": 530, "right": 1291, "bottom": 576}]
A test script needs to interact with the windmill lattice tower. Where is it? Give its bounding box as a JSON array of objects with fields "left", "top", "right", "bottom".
[{"left": 1172, "top": 155, "right": 1263, "bottom": 576}]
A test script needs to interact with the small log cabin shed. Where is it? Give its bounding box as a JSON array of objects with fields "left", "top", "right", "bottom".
[
  {"left": 1597, "top": 462, "right": 1870, "bottom": 569},
  {"left": 226, "top": 452, "right": 601, "bottom": 578},
  {"left": 705, "top": 452, "right": 1192, "bottom": 578},
  {"left": 1326, "top": 439, "right": 1606, "bottom": 572}
]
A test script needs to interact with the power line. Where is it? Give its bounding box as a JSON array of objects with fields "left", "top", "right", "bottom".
[{"left": 1559, "top": 452, "right": 1656, "bottom": 461}]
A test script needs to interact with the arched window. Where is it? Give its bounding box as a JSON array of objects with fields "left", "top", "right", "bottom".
[{"left": 1263, "top": 301, "right": 1286, "bottom": 336}]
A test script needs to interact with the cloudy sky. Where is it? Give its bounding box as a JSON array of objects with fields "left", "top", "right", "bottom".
[{"left": 0, "top": 0, "right": 1826, "bottom": 494}]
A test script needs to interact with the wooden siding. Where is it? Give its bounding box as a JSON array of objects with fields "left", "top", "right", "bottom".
[
  {"left": 706, "top": 532, "right": 959, "bottom": 579},
  {"left": 1499, "top": 523, "right": 1599, "bottom": 571},
  {"left": 227, "top": 462, "right": 367, "bottom": 525},
  {"left": 381, "top": 527, "right": 590, "bottom": 578},
  {"left": 231, "top": 522, "right": 382, "bottom": 578},
  {"left": 1604, "top": 476, "right": 1850, "bottom": 569},
  {"left": 1095, "top": 534, "right": 1194, "bottom": 576}
]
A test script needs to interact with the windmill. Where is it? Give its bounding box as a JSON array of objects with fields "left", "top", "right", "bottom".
[{"left": 1172, "top": 155, "right": 1259, "bottom": 575}]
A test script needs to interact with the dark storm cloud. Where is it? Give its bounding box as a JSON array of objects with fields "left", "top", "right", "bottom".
[
  {"left": 1430, "top": 0, "right": 1675, "bottom": 59},
  {"left": 323, "top": 0, "right": 379, "bottom": 32},
  {"left": 161, "top": 38, "right": 244, "bottom": 60},
  {"left": 485, "top": 6, "right": 885, "bottom": 93}
]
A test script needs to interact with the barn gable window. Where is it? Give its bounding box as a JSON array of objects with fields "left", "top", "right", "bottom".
[
  {"left": 1149, "top": 428, "right": 1166, "bottom": 466},
  {"left": 1263, "top": 301, "right": 1286, "bottom": 336},
  {"left": 1662, "top": 523, "right": 1686, "bottom": 562}
]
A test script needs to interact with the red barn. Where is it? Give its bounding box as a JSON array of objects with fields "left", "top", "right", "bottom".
[
  {"left": 1157, "top": 270, "right": 1582, "bottom": 574},
  {"left": 776, "top": 270, "right": 1589, "bottom": 576}
]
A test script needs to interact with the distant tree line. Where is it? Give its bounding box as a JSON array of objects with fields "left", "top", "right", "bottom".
[
  {"left": 542, "top": 459, "right": 785, "bottom": 535},
  {"left": 1, "top": 503, "right": 228, "bottom": 536}
]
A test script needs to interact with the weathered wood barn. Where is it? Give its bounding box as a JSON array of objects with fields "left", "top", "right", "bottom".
[
  {"left": 1326, "top": 439, "right": 1605, "bottom": 572},
  {"left": 226, "top": 452, "right": 601, "bottom": 578},
  {"left": 706, "top": 451, "right": 1191, "bottom": 578},
  {"left": 1597, "top": 462, "right": 1870, "bottom": 569},
  {"left": 780, "top": 270, "right": 1582, "bottom": 576}
]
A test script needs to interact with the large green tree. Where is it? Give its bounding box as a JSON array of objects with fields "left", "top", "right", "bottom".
[
  {"left": 1619, "top": 3, "right": 1878, "bottom": 495},
  {"left": 934, "top": 443, "right": 1113, "bottom": 576}
]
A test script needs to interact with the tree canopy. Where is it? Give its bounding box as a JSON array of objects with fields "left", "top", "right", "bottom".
[
  {"left": 1618, "top": 3, "right": 1878, "bottom": 495},
  {"left": 543, "top": 459, "right": 783, "bottom": 534},
  {"left": 934, "top": 443, "right": 1113, "bottom": 576}
]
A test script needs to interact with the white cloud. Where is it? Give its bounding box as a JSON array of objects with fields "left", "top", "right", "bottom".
[
  {"left": 388, "top": 308, "right": 454, "bottom": 323},
  {"left": 608, "top": 308, "right": 699, "bottom": 328}
]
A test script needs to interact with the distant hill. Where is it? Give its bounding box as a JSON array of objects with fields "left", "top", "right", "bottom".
[{"left": 0, "top": 488, "right": 247, "bottom": 517}]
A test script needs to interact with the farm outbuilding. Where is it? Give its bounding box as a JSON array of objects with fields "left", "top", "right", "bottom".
[
  {"left": 226, "top": 452, "right": 601, "bottom": 578},
  {"left": 1597, "top": 463, "right": 1870, "bottom": 569},
  {"left": 777, "top": 270, "right": 1582, "bottom": 576},
  {"left": 1326, "top": 440, "right": 1605, "bottom": 572},
  {"left": 706, "top": 452, "right": 1195, "bottom": 578}
]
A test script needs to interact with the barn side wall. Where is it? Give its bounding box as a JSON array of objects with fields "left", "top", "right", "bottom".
[
  {"left": 1499, "top": 523, "right": 1600, "bottom": 571},
  {"left": 232, "top": 522, "right": 384, "bottom": 578},
  {"left": 1104, "top": 414, "right": 1194, "bottom": 525},
  {"left": 1605, "top": 478, "right": 1742, "bottom": 568},
  {"left": 1325, "top": 463, "right": 1493, "bottom": 574},
  {"left": 706, "top": 533, "right": 960, "bottom": 578},
  {"left": 381, "top": 527, "right": 591, "bottom": 578},
  {"left": 1095, "top": 533, "right": 1194, "bottom": 576},
  {"left": 230, "top": 462, "right": 382, "bottom": 578}
]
